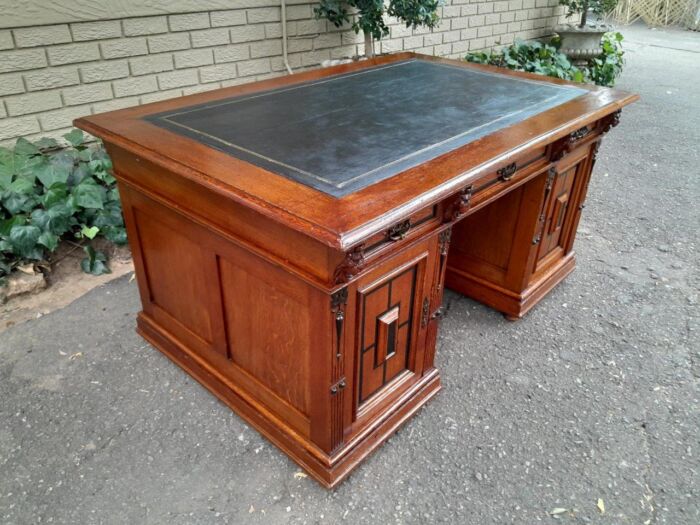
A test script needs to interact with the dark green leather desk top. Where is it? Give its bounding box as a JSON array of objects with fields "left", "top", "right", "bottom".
[{"left": 146, "top": 59, "right": 586, "bottom": 197}]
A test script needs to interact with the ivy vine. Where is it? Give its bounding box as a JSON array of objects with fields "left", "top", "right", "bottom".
[{"left": 0, "top": 130, "right": 125, "bottom": 279}]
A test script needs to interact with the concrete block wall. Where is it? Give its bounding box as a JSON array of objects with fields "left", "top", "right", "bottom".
[{"left": 0, "top": 1, "right": 569, "bottom": 146}]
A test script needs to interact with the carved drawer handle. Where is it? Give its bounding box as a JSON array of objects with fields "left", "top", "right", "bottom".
[
  {"left": 497, "top": 162, "right": 517, "bottom": 181},
  {"left": 387, "top": 220, "right": 411, "bottom": 241}
]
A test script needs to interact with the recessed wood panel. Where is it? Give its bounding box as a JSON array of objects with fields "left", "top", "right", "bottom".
[
  {"left": 218, "top": 256, "right": 310, "bottom": 416},
  {"left": 537, "top": 165, "right": 578, "bottom": 267},
  {"left": 446, "top": 185, "right": 527, "bottom": 289},
  {"left": 134, "top": 208, "right": 214, "bottom": 343}
]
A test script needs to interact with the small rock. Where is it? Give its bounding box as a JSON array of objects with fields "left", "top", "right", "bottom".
[
  {"left": 1, "top": 270, "right": 47, "bottom": 303},
  {"left": 657, "top": 244, "right": 670, "bottom": 253},
  {"left": 474, "top": 472, "right": 483, "bottom": 481}
]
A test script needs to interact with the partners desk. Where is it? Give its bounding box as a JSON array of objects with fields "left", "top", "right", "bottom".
[{"left": 76, "top": 53, "right": 637, "bottom": 488}]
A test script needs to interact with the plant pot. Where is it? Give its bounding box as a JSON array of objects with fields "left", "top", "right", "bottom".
[{"left": 555, "top": 23, "right": 613, "bottom": 62}]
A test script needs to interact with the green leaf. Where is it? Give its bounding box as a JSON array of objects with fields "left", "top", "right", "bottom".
[
  {"left": 9, "top": 176, "right": 35, "bottom": 195},
  {"left": 81, "top": 245, "right": 110, "bottom": 275},
  {"left": 30, "top": 204, "right": 73, "bottom": 235},
  {"left": 103, "top": 226, "right": 127, "bottom": 245},
  {"left": 42, "top": 182, "right": 68, "bottom": 208},
  {"left": 9, "top": 224, "right": 42, "bottom": 259},
  {"left": 73, "top": 177, "right": 105, "bottom": 209},
  {"left": 63, "top": 129, "right": 85, "bottom": 148},
  {"left": 80, "top": 225, "right": 100, "bottom": 239},
  {"left": 69, "top": 163, "right": 90, "bottom": 187},
  {"left": 2, "top": 191, "right": 39, "bottom": 215},
  {"left": 0, "top": 149, "right": 43, "bottom": 187},
  {"left": 37, "top": 231, "right": 59, "bottom": 251},
  {"left": 49, "top": 150, "right": 77, "bottom": 173},
  {"left": 78, "top": 148, "right": 92, "bottom": 162},
  {"left": 0, "top": 215, "right": 26, "bottom": 238},
  {"left": 36, "top": 163, "right": 70, "bottom": 188},
  {"left": 34, "top": 137, "right": 60, "bottom": 151},
  {"left": 14, "top": 137, "right": 41, "bottom": 157}
]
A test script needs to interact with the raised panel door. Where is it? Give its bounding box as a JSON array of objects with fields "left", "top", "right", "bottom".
[{"left": 348, "top": 236, "right": 438, "bottom": 434}]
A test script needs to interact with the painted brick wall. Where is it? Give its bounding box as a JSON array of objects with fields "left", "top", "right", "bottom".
[{"left": 0, "top": 1, "right": 569, "bottom": 146}]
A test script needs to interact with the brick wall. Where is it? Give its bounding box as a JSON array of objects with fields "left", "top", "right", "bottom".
[{"left": 0, "top": 1, "right": 568, "bottom": 146}]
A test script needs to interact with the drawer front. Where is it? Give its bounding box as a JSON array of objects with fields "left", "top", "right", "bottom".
[{"left": 470, "top": 146, "right": 546, "bottom": 199}]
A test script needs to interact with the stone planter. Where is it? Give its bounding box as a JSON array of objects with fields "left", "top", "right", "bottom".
[{"left": 555, "top": 23, "right": 613, "bottom": 63}]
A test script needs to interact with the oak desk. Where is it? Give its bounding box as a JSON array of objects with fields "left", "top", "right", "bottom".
[{"left": 75, "top": 53, "right": 637, "bottom": 488}]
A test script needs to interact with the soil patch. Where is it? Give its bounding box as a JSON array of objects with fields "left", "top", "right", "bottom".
[{"left": 0, "top": 240, "right": 133, "bottom": 333}]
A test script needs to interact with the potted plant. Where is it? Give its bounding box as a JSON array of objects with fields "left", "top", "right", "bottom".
[
  {"left": 555, "top": 0, "right": 618, "bottom": 63},
  {"left": 315, "top": 0, "right": 440, "bottom": 59}
]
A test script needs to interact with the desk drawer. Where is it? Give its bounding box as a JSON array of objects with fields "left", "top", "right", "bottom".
[
  {"left": 362, "top": 204, "right": 440, "bottom": 260},
  {"left": 470, "top": 146, "right": 547, "bottom": 200}
]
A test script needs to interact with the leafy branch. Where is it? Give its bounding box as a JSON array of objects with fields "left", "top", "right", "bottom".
[
  {"left": 315, "top": 0, "right": 441, "bottom": 58},
  {"left": 465, "top": 33, "right": 626, "bottom": 87}
]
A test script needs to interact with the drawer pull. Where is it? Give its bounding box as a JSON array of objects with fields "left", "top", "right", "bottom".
[
  {"left": 387, "top": 219, "right": 411, "bottom": 241},
  {"left": 497, "top": 162, "right": 517, "bottom": 181},
  {"left": 330, "top": 378, "right": 346, "bottom": 395},
  {"left": 431, "top": 306, "right": 446, "bottom": 321}
]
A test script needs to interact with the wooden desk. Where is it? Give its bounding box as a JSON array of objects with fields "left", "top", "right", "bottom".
[{"left": 75, "top": 53, "right": 637, "bottom": 488}]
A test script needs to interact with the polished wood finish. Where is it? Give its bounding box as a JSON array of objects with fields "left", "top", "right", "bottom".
[{"left": 75, "top": 53, "right": 636, "bottom": 488}]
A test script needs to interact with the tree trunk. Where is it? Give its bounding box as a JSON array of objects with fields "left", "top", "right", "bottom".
[{"left": 364, "top": 31, "right": 375, "bottom": 58}]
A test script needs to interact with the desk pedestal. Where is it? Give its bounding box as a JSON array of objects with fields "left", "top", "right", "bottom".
[{"left": 447, "top": 139, "right": 599, "bottom": 319}]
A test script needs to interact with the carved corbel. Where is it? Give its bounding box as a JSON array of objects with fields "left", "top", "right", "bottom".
[
  {"left": 444, "top": 185, "right": 473, "bottom": 223},
  {"left": 333, "top": 244, "right": 366, "bottom": 285},
  {"left": 599, "top": 109, "right": 621, "bottom": 135}
]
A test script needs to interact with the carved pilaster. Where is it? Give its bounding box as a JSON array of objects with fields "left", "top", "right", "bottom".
[
  {"left": 436, "top": 227, "right": 452, "bottom": 293},
  {"left": 333, "top": 245, "right": 366, "bottom": 285},
  {"left": 329, "top": 287, "right": 348, "bottom": 452},
  {"left": 438, "top": 228, "right": 452, "bottom": 256},
  {"left": 533, "top": 167, "right": 557, "bottom": 246},
  {"left": 330, "top": 288, "right": 348, "bottom": 359}
]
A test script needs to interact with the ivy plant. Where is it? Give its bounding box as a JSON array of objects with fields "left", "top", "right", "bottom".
[
  {"left": 0, "top": 130, "right": 125, "bottom": 278},
  {"left": 586, "top": 32, "right": 625, "bottom": 87},
  {"left": 465, "top": 32, "right": 625, "bottom": 87},
  {"left": 315, "top": 0, "right": 441, "bottom": 58}
]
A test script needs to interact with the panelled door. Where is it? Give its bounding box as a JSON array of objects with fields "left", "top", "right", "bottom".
[
  {"left": 534, "top": 150, "right": 592, "bottom": 272},
  {"left": 348, "top": 234, "right": 440, "bottom": 437}
]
